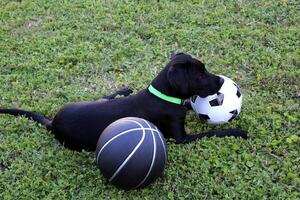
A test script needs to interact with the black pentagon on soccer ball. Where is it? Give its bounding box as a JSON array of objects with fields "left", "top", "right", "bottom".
[
  {"left": 198, "top": 113, "right": 210, "bottom": 122},
  {"left": 234, "top": 83, "right": 242, "bottom": 98},
  {"left": 190, "top": 95, "right": 197, "bottom": 103},
  {"left": 209, "top": 92, "right": 224, "bottom": 107},
  {"left": 229, "top": 109, "right": 238, "bottom": 122},
  {"left": 236, "top": 90, "right": 241, "bottom": 98}
]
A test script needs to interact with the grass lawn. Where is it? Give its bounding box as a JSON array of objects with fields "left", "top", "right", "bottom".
[{"left": 0, "top": 0, "right": 299, "bottom": 199}]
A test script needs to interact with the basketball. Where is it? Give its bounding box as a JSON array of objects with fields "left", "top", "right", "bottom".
[{"left": 95, "top": 117, "right": 167, "bottom": 190}]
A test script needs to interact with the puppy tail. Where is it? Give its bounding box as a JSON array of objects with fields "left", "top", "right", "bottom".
[{"left": 0, "top": 108, "right": 52, "bottom": 130}]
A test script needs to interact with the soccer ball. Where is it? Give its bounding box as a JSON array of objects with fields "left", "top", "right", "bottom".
[{"left": 190, "top": 75, "right": 243, "bottom": 125}]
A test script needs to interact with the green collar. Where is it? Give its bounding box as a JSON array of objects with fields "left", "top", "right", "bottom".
[{"left": 148, "top": 85, "right": 184, "bottom": 105}]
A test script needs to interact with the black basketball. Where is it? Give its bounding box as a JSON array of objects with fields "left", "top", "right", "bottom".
[{"left": 95, "top": 117, "right": 168, "bottom": 190}]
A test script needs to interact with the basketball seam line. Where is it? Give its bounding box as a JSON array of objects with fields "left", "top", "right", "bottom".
[
  {"left": 107, "top": 119, "right": 146, "bottom": 182},
  {"left": 96, "top": 127, "right": 158, "bottom": 164},
  {"left": 135, "top": 119, "right": 157, "bottom": 188}
]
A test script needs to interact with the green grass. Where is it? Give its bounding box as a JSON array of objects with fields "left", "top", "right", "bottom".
[{"left": 0, "top": 0, "right": 299, "bottom": 199}]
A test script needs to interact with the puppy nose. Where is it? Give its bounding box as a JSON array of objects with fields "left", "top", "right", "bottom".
[{"left": 219, "top": 77, "right": 224, "bottom": 85}]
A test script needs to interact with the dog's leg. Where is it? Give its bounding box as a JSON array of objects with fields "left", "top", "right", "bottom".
[
  {"left": 165, "top": 121, "right": 247, "bottom": 143},
  {"left": 178, "top": 129, "right": 248, "bottom": 143},
  {"left": 98, "top": 88, "right": 133, "bottom": 101}
]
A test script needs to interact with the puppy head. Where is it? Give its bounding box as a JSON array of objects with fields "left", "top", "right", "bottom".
[{"left": 167, "top": 52, "right": 224, "bottom": 98}]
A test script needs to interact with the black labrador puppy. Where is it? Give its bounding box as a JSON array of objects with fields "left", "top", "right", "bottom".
[{"left": 0, "top": 52, "right": 247, "bottom": 151}]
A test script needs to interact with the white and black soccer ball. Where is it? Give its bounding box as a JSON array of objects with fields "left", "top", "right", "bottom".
[{"left": 190, "top": 75, "right": 243, "bottom": 125}]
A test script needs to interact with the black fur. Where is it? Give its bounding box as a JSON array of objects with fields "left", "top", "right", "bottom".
[{"left": 0, "top": 53, "right": 247, "bottom": 151}]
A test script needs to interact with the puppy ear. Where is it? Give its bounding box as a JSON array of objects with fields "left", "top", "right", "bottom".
[{"left": 167, "top": 59, "right": 190, "bottom": 95}]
